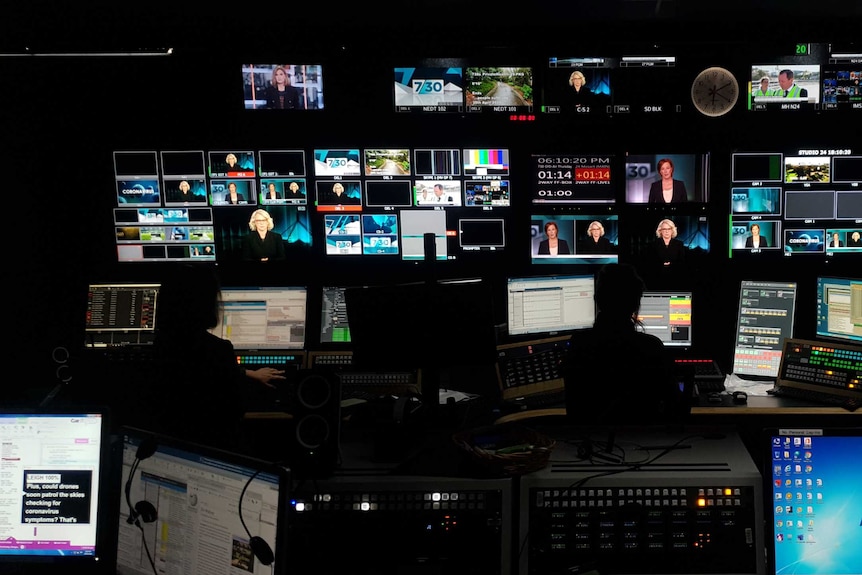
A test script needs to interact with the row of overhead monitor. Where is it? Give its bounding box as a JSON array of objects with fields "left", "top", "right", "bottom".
[
  {"left": 84, "top": 276, "right": 862, "bottom": 378},
  {"left": 111, "top": 147, "right": 862, "bottom": 264},
  {"left": 240, "top": 43, "right": 861, "bottom": 115},
  {"left": 3, "top": 410, "right": 862, "bottom": 575}
]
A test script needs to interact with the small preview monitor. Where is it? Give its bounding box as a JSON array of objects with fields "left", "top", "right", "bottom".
[
  {"left": 763, "top": 427, "right": 862, "bottom": 575},
  {"left": 116, "top": 427, "right": 290, "bottom": 575},
  {"left": 625, "top": 153, "right": 710, "bottom": 203},
  {"left": 815, "top": 276, "right": 862, "bottom": 343},
  {"left": 0, "top": 407, "right": 111, "bottom": 569},
  {"left": 84, "top": 283, "right": 160, "bottom": 348},
  {"left": 531, "top": 153, "right": 615, "bottom": 205},
  {"left": 394, "top": 67, "right": 464, "bottom": 112},
  {"left": 242, "top": 63, "right": 324, "bottom": 110},
  {"left": 211, "top": 287, "right": 307, "bottom": 350},
  {"left": 541, "top": 56, "right": 612, "bottom": 115},
  {"left": 465, "top": 66, "right": 533, "bottom": 113},
  {"left": 732, "top": 280, "right": 798, "bottom": 379},
  {"left": 319, "top": 286, "right": 351, "bottom": 344},
  {"left": 531, "top": 215, "right": 620, "bottom": 265},
  {"left": 638, "top": 291, "right": 693, "bottom": 348},
  {"left": 506, "top": 274, "right": 596, "bottom": 338}
]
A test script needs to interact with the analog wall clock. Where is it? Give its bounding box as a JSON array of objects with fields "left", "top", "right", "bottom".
[{"left": 691, "top": 66, "right": 739, "bottom": 117}]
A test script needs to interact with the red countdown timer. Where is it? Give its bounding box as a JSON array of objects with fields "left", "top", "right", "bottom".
[{"left": 575, "top": 168, "right": 611, "bottom": 182}]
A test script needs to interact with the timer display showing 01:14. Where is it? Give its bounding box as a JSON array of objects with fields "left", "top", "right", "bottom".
[{"left": 575, "top": 168, "right": 611, "bottom": 183}]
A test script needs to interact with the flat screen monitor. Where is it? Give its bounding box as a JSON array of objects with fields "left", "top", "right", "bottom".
[
  {"left": 624, "top": 152, "right": 710, "bottom": 204},
  {"left": 394, "top": 67, "right": 464, "bottom": 112},
  {"left": 464, "top": 67, "right": 533, "bottom": 114},
  {"left": 506, "top": 274, "right": 596, "bottom": 338},
  {"left": 732, "top": 280, "right": 798, "bottom": 379},
  {"left": 319, "top": 286, "right": 351, "bottom": 344},
  {"left": 345, "top": 278, "right": 497, "bottom": 373},
  {"left": 531, "top": 153, "right": 615, "bottom": 205},
  {"left": 242, "top": 63, "right": 324, "bottom": 110},
  {"left": 730, "top": 149, "right": 862, "bottom": 259},
  {"left": 0, "top": 407, "right": 111, "bottom": 570},
  {"left": 84, "top": 283, "right": 160, "bottom": 348},
  {"left": 211, "top": 287, "right": 307, "bottom": 350},
  {"left": 530, "top": 214, "right": 620, "bottom": 265},
  {"left": 762, "top": 427, "right": 862, "bottom": 575},
  {"left": 638, "top": 290, "right": 693, "bottom": 349},
  {"left": 116, "top": 427, "right": 290, "bottom": 575},
  {"left": 815, "top": 276, "right": 862, "bottom": 343}
]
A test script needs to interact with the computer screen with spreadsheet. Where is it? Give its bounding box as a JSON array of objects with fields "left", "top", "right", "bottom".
[
  {"left": 815, "top": 276, "right": 862, "bottom": 343},
  {"left": 732, "top": 280, "right": 798, "bottom": 379},
  {"left": 84, "top": 283, "right": 160, "bottom": 348},
  {"left": 506, "top": 274, "right": 595, "bottom": 337},
  {"left": 210, "top": 287, "right": 307, "bottom": 350}
]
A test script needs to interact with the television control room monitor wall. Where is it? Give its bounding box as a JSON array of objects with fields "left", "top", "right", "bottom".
[{"left": 6, "top": 11, "right": 860, "bottom": 399}]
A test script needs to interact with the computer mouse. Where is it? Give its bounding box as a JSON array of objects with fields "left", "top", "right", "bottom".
[
  {"left": 732, "top": 391, "right": 748, "bottom": 404},
  {"left": 707, "top": 392, "right": 723, "bottom": 404}
]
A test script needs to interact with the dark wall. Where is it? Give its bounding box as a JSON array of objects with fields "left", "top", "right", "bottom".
[{"left": 5, "top": 7, "right": 860, "bottom": 401}]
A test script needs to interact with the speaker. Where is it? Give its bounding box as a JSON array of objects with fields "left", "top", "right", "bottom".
[{"left": 243, "top": 369, "right": 341, "bottom": 479}]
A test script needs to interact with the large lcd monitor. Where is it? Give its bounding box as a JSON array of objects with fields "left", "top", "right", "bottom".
[
  {"left": 211, "top": 287, "right": 308, "bottom": 350},
  {"left": 345, "top": 278, "right": 497, "bottom": 373},
  {"left": 731, "top": 280, "right": 798, "bottom": 379},
  {"left": 0, "top": 407, "right": 111, "bottom": 570},
  {"left": 763, "top": 427, "right": 862, "bottom": 575},
  {"left": 815, "top": 276, "right": 862, "bottom": 343},
  {"left": 242, "top": 63, "right": 324, "bottom": 110},
  {"left": 506, "top": 274, "right": 596, "bottom": 338},
  {"left": 730, "top": 149, "right": 862, "bottom": 259},
  {"left": 116, "top": 427, "right": 290, "bottom": 575}
]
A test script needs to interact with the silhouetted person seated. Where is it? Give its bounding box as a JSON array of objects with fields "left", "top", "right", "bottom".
[
  {"left": 139, "top": 265, "right": 285, "bottom": 449},
  {"left": 561, "top": 263, "right": 680, "bottom": 429}
]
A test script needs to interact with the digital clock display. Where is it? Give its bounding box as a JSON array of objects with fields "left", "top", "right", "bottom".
[
  {"left": 532, "top": 154, "right": 616, "bottom": 204},
  {"left": 575, "top": 168, "right": 611, "bottom": 182}
]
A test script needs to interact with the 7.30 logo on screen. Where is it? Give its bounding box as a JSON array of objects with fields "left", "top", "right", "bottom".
[{"left": 412, "top": 79, "right": 444, "bottom": 94}]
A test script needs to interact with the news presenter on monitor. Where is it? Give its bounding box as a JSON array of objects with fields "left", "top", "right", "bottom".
[
  {"left": 265, "top": 65, "right": 301, "bottom": 110},
  {"left": 653, "top": 218, "right": 686, "bottom": 266},
  {"left": 647, "top": 158, "right": 688, "bottom": 203},
  {"left": 580, "top": 220, "right": 613, "bottom": 254},
  {"left": 568, "top": 70, "right": 595, "bottom": 106},
  {"left": 538, "top": 221, "right": 570, "bottom": 255},
  {"left": 320, "top": 182, "right": 359, "bottom": 205},
  {"left": 848, "top": 231, "right": 862, "bottom": 247},
  {"left": 242, "top": 209, "right": 286, "bottom": 262},
  {"left": 264, "top": 182, "right": 281, "bottom": 201},
  {"left": 745, "top": 223, "right": 769, "bottom": 248},
  {"left": 225, "top": 182, "right": 246, "bottom": 204}
]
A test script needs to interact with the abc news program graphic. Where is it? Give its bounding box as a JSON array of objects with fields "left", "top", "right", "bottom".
[
  {"left": 394, "top": 67, "right": 464, "bottom": 112},
  {"left": 532, "top": 154, "right": 614, "bottom": 204}
]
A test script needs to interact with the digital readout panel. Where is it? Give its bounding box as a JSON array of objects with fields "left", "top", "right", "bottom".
[{"left": 531, "top": 154, "right": 615, "bottom": 204}]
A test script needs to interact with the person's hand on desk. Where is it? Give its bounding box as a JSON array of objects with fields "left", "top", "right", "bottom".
[{"left": 245, "top": 368, "right": 286, "bottom": 389}]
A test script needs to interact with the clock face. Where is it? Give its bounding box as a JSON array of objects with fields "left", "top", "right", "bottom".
[{"left": 691, "top": 67, "right": 739, "bottom": 117}]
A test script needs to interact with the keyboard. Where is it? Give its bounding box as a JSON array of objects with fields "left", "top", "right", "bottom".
[
  {"left": 339, "top": 371, "right": 419, "bottom": 400},
  {"left": 508, "top": 389, "right": 567, "bottom": 410},
  {"left": 675, "top": 358, "right": 726, "bottom": 393}
]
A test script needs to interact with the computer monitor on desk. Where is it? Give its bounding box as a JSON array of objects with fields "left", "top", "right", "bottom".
[
  {"left": 732, "top": 280, "right": 798, "bottom": 380},
  {"left": 763, "top": 427, "right": 862, "bottom": 575},
  {"left": 345, "top": 278, "right": 498, "bottom": 406}
]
